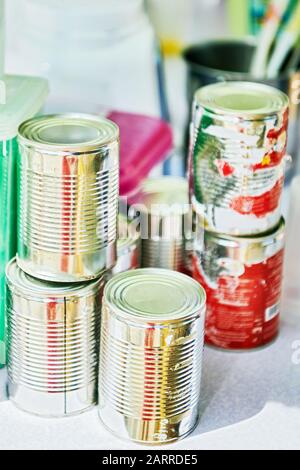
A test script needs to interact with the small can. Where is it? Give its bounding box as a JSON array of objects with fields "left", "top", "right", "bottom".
[
  {"left": 99, "top": 268, "right": 206, "bottom": 445},
  {"left": 111, "top": 214, "right": 141, "bottom": 276},
  {"left": 6, "top": 259, "right": 104, "bottom": 417},
  {"left": 129, "top": 177, "right": 193, "bottom": 274},
  {"left": 189, "top": 81, "right": 289, "bottom": 235},
  {"left": 193, "top": 217, "right": 285, "bottom": 350},
  {"left": 17, "top": 113, "right": 119, "bottom": 282}
]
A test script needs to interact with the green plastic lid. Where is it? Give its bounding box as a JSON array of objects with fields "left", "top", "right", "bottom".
[
  {"left": 0, "top": 75, "right": 49, "bottom": 140},
  {"left": 194, "top": 81, "right": 289, "bottom": 119},
  {"left": 104, "top": 268, "right": 206, "bottom": 324}
]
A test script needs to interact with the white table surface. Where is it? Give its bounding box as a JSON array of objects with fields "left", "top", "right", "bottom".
[{"left": 1, "top": 305, "right": 300, "bottom": 450}]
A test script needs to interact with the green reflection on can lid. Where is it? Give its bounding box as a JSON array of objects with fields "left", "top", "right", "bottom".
[
  {"left": 6, "top": 259, "right": 102, "bottom": 299},
  {"left": 104, "top": 268, "right": 206, "bottom": 323},
  {"left": 18, "top": 113, "right": 119, "bottom": 153},
  {"left": 194, "top": 81, "right": 289, "bottom": 119}
]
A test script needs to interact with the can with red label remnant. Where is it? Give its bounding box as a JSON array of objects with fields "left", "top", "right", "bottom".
[
  {"left": 189, "top": 81, "right": 289, "bottom": 236},
  {"left": 193, "top": 217, "right": 285, "bottom": 350}
]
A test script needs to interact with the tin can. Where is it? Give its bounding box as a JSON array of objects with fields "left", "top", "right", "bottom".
[
  {"left": 17, "top": 113, "right": 119, "bottom": 282},
  {"left": 189, "top": 81, "right": 289, "bottom": 235},
  {"left": 129, "top": 177, "right": 193, "bottom": 274},
  {"left": 111, "top": 215, "right": 141, "bottom": 276},
  {"left": 6, "top": 259, "right": 104, "bottom": 417},
  {"left": 193, "top": 217, "right": 285, "bottom": 350},
  {"left": 99, "top": 268, "right": 206, "bottom": 445}
]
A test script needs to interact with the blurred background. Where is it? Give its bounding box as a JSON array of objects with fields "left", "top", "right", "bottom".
[
  {"left": 4, "top": 0, "right": 229, "bottom": 170},
  {"left": 3, "top": 0, "right": 300, "bottom": 170}
]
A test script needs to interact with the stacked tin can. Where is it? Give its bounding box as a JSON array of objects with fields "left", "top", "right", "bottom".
[
  {"left": 129, "top": 177, "right": 193, "bottom": 275},
  {"left": 99, "top": 269, "right": 206, "bottom": 444},
  {"left": 6, "top": 114, "right": 120, "bottom": 416},
  {"left": 189, "top": 81, "right": 289, "bottom": 350}
]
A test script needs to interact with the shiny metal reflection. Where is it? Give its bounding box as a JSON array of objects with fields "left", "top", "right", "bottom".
[
  {"left": 129, "top": 178, "right": 193, "bottom": 274},
  {"left": 6, "top": 259, "right": 104, "bottom": 417},
  {"left": 99, "top": 268, "right": 206, "bottom": 444},
  {"left": 17, "top": 114, "right": 119, "bottom": 282}
]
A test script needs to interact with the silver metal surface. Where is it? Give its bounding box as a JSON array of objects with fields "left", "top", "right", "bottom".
[
  {"left": 129, "top": 177, "right": 193, "bottom": 274},
  {"left": 6, "top": 259, "right": 104, "bottom": 417},
  {"left": 17, "top": 113, "right": 119, "bottom": 282},
  {"left": 193, "top": 217, "right": 285, "bottom": 350},
  {"left": 189, "top": 81, "right": 289, "bottom": 235},
  {"left": 111, "top": 215, "right": 141, "bottom": 276},
  {"left": 99, "top": 268, "right": 206, "bottom": 445}
]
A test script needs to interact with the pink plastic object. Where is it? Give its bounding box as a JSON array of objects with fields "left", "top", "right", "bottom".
[{"left": 107, "top": 111, "right": 173, "bottom": 196}]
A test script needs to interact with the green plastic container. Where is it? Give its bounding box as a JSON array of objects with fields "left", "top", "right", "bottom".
[{"left": 0, "top": 75, "right": 48, "bottom": 366}]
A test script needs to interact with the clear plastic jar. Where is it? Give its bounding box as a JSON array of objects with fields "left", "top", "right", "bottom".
[{"left": 7, "top": 0, "right": 161, "bottom": 115}]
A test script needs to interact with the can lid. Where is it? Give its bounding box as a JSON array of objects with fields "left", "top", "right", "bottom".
[
  {"left": 104, "top": 268, "right": 206, "bottom": 323},
  {"left": 18, "top": 113, "right": 119, "bottom": 153},
  {"left": 133, "top": 177, "right": 189, "bottom": 216},
  {"left": 6, "top": 259, "right": 102, "bottom": 299},
  {"left": 204, "top": 217, "right": 285, "bottom": 246},
  {"left": 0, "top": 75, "right": 49, "bottom": 140},
  {"left": 194, "top": 81, "right": 289, "bottom": 119}
]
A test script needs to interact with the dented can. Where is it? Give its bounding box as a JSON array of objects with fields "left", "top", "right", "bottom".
[
  {"left": 189, "top": 81, "right": 289, "bottom": 235},
  {"left": 112, "top": 214, "right": 141, "bottom": 276},
  {"left": 99, "top": 268, "right": 206, "bottom": 444},
  {"left": 6, "top": 259, "right": 104, "bottom": 417},
  {"left": 17, "top": 114, "right": 119, "bottom": 282},
  {"left": 129, "top": 177, "right": 193, "bottom": 275},
  {"left": 193, "top": 217, "right": 285, "bottom": 350}
]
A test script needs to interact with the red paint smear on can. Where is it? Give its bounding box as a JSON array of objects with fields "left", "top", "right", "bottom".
[
  {"left": 252, "top": 147, "right": 286, "bottom": 170},
  {"left": 252, "top": 143, "right": 287, "bottom": 170},
  {"left": 253, "top": 110, "right": 288, "bottom": 170},
  {"left": 193, "top": 250, "right": 284, "bottom": 349},
  {"left": 230, "top": 177, "right": 283, "bottom": 218},
  {"left": 267, "top": 109, "right": 289, "bottom": 140},
  {"left": 215, "top": 160, "right": 235, "bottom": 177}
]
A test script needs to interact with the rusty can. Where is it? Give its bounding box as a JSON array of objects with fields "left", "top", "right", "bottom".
[
  {"left": 98, "top": 268, "right": 206, "bottom": 444},
  {"left": 129, "top": 177, "right": 193, "bottom": 275},
  {"left": 193, "top": 216, "right": 285, "bottom": 350},
  {"left": 189, "top": 81, "right": 289, "bottom": 235},
  {"left": 111, "top": 214, "right": 141, "bottom": 276},
  {"left": 6, "top": 258, "right": 104, "bottom": 417},
  {"left": 17, "top": 113, "right": 119, "bottom": 282}
]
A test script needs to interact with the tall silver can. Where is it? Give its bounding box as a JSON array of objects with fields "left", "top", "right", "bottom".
[
  {"left": 6, "top": 259, "right": 104, "bottom": 417},
  {"left": 130, "top": 177, "right": 193, "bottom": 275},
  {"left": 189, "top": 81, "right": 289, "bottom": 235},
  {"left": 99, "top": 268, "right": 206, "bottom": 445},
  {"left": 17, "top": 114, "right": 119, "bottom": 282}
]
